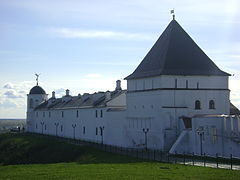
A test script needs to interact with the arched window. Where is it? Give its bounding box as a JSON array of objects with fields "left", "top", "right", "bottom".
[
  {"left": 209, "top": 100, "right": 215, "bottom": 109},
  {"left": 195, "top": 100, "right": 201, "bottom": 110},
  {"left": 29, "top": 98, "right": 33, "bottom": 108}
]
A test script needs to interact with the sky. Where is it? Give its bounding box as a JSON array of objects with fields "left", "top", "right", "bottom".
[{"left": 0, "top": 0, "right": 240, "bottom": 118}]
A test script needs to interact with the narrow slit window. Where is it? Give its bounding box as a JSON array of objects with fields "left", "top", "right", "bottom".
[
  {"left": 95, "top": 110, "right": 98, "bottom": 118},
  {"left": 212, "top": 127, "right": 217, "bottom": 144},
  {"left": 209, "top": 100, "right": 215, "bottom": 109},
  {"left": 195, "top": 100, "right": 201, "bottom": 110},
  {"left": 29, "top": 99, "right": 33, "bottom": 108},
  {"left": 83, "top": 126, "right": 86, "bottom": 134},
  {"left": 175, "top": 79, "right": 177, "bottom": 88}
]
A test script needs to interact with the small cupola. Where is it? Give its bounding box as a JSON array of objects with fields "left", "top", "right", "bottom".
[
  {"left": 62, "top": 89, "right": 71, "bottom": 102},
  {"left": 27, "top": 74, "right": 48, "bottom": 111},
  {"left": 29, "top": 73, "right": 46, "bottom": 95}
]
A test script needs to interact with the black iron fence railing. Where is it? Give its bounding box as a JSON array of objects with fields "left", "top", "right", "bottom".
[{"left": 26, "top": 132, "right": 240, "bottom": 170}]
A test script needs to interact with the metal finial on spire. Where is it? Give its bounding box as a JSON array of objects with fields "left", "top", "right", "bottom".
[
  {"left": 35, "top": 73, "right": 40, "bottom": 86},
  {"left": 170, "top": 9, "right": 175, "bottom": 20}
]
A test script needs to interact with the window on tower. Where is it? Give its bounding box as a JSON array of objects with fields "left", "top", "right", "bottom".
[
  {"left": 29, "top": 99, "right": 33, "bottom": 108},
  {"left": 209, "top": 100, "right": 215, "bottom": 109},
  {"left": 195, "top": 100, "right": 201, "bottom": 110}
]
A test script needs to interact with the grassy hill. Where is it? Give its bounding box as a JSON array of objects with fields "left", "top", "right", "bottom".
[
  {"left": 0, "top": 133, "right": 240, "bottom": 180},
  {"left": 0, "top": 133, "right": 136, "bottom": 165}
]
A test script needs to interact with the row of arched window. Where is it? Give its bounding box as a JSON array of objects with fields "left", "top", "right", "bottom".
[
  {"left": 195, "top": 100, "right": 215, "bottom": 110},
  {"left": 35, "top": 123, "right": 90, "bottom": 135}
]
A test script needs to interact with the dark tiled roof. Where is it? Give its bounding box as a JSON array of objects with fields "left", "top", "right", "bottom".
[
  {"left": 35, "top": 90, "right": 126, "bottom": 110},
  {"left": 125, "top": 20, "right": 230, "bottom": 80},
  {"left": 29, "top": 86, "right": 46, "bottom": 95},
  {"left": 230, "top": 103, "right": 240, "bottom": 115}
]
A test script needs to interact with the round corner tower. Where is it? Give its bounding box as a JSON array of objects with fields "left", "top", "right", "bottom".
[{"left": 26, "top": 85, "right": 48, "bottom": 132}]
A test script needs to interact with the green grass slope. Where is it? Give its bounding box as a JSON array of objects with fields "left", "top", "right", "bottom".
[
  {"left": 0, "top": 133, "right": 138, "bottom": 165},
  {"left": 0, "top": 133, "right": 240, "bottom": 180}
]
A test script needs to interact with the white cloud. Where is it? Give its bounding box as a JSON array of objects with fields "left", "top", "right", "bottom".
[
  {"left": 18, "top": 90, "right": 27, "bottom": 94},
  {"left": 3, "top": 83, "right": 14, "bottom": 89},
  {"left": 0, "top": 99, "right": 17, "bottom": 108},
  {"left": 48, "top": 27, "right": 154, "bottom": 41},
  {"left": 4, "top": 90, "right": 24, "bottom": 99},
  {"left": 0, "top": 81, "right": 35, "bottom": 118},
  {"left": 54, "top": 88, "right": 66, "bottom": 98}
]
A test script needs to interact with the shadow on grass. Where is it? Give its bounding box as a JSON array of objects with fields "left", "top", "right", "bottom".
[{"left": 0, "top": 133, "right": 147, "bottom": 166}]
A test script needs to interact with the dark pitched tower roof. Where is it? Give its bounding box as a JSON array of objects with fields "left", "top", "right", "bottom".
[
  {"left": 29, "top": 86, "right": 46, "bottom": 95},
  {"left": 125, "top": 20, "right": 230, "bottom": 80}
]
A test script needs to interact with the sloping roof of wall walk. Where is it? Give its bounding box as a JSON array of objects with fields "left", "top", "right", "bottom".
[{"left": 35, "top": 90, "right": 126, "bottom": 110}]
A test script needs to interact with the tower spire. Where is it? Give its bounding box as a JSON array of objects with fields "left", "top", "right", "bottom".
[
  {"left": 35, "top": 73, "right": 40, "bottom": 86},
  {"left": 170, "top": 9, "right": 175, "bottom": 20}
]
